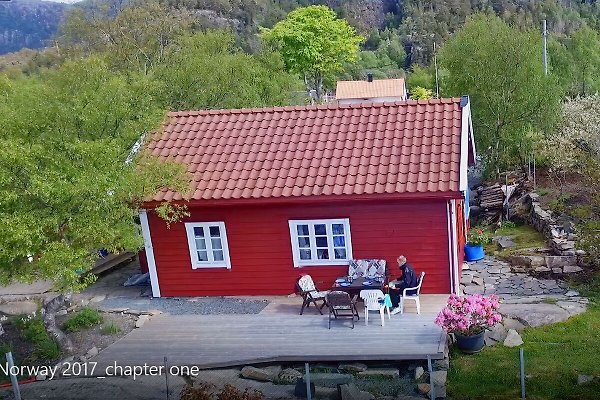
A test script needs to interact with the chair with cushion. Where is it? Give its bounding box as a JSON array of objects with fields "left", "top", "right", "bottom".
[
  {"left": 359, "top": 289, "right": 391, "bottom": 326},
  {"left": 296, "top": 274, "right": 329, "bottom": 315},
  {"left": 400, "top": 272, "right": 425, "bottom": 314},
  {"left": 348, "top": 259, "right": 387, "bottom": 280},
  {"left": 326, "top": 291, "right": 360, "bottom": 329}
]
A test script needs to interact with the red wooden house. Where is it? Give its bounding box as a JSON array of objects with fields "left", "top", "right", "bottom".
[{"left": 139, "top": 97, "right": 476, "bottom": 297}]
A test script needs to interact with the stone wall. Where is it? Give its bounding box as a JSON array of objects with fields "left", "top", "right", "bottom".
[{"left": 526, "top": 193, "right": 585, "bottom": 262}]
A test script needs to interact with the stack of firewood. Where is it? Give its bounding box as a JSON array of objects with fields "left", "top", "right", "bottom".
[
  {"left": 469, "top": 170, "right": 530, "bottom": 224},
  {"left": 478, "top": 184, "right": 504, "bottom": 209}
]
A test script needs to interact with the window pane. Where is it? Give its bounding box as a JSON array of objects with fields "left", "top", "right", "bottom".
[
  {"left": 332, "top": 224, "right": 344, "bottom": 235},
  {"left": 297, "top": 237, "right": 310, "bottom": 248},
  {"left": 296, "top": 224, "right": 309, "bottom": 236},
  {"left": 197, "top": 251, "right": 208, "bottom": 261},
  {"left": 209, "top": 226, "right": 221, "bottom": 237},
  {"left": 314, "top": 224, "right": 326, "bottom": 235},
  {"left": 334, "top": 248, "right": 347, "bottom": 260},
  {"left": 211, "top": 238, "right": 222, "bottom": 250},
  {"left": 315, "top": 236, "right": 328, "bottom": 247},
  {"left": 300, "top": 249, "right": 312, "bottom": 260},
  {"left": 317, "top": 249, "right": 329, "bottom": 259},
  {"left": 333, "top": 236, "right": 345, "bottom": 247},
  {"left": 213, "top": 250, "right": 224, "bottom": 261},
  {"left": 195, "top": 238, "right": 206, "bottom": 250},
  {"left": 194, "top": 227, "right": 205, "bottom": 237}
]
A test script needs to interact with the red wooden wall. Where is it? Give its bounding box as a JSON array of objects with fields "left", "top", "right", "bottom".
[{"left": 147, "top": 199, "right": 452, "bottom": 296}]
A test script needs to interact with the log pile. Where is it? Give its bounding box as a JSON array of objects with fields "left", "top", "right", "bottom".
[
  {"left": 478, "top": 184, "right": 504, "bottom": 209},
  {"left": 469, "top": 171, "right": 530, "bottom": 224}
]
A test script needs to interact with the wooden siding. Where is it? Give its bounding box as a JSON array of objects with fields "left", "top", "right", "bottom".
[{"left": 148, "top": 199, "right": 451, "bottom": 296}]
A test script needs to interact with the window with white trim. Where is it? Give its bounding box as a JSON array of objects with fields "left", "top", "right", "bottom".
[
  {"left": 184, "top": 222, "right": 231, "bottom": 269},
  {"left": 289, "top": 219, "right": 353, "bottom": 267}
]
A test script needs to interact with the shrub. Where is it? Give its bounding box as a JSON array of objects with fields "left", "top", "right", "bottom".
[
  {"left": 180, "top": 382, "right": 215, "bottom": 400},
  {"left": 467, "top": 228, "right": 491, "bottom": 246},
  {"left": 217, "top": 385, "right": 264, "bottom": 400},
  {"left": 63, "top": 307, "right": 103, "bottom": 333},
  {"left": 101, "top": 322, "right": 121, "bottom": 335},
  {"left": 14, "top": 315, "right": 59, "bottom": 361}
]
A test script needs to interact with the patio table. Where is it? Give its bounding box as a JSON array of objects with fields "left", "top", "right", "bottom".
[{"left": 332, "top": 277, "right": 385, "bottom": 298}]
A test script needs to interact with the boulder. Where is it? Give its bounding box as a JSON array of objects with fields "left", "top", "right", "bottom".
[
  {"left": 487, "top": 324, "right": 508, "bottom": 342},
  {"left": 339, "top": 363, "right": 368, "bottom": 373},
  {"left": 306, "top": 373, "right": 354, "bottom": 387},
  {"left": 417, "top": 383, "right": 430, "bottom": 395},
  {"left": 0, "top": 301, "right": 38, "bottom": 316},
  {"left": 278, "top": 368, "right": 303, "bottom": 384},
  {"left": 414, "top": 366, "right": 424, "bottom": 380},
  {"left": 56, "top": 309, "right": 68, "bottom": 316},
  {"left": 89, "top": 295, "right": 106, "bottom": 303},
  {"left": 502, "top": 317, "right": 526, "bottom": 332},
  {"left": 534, "top": 266, "right": 551, "bottom": 273},
  {"left": 433, "top": 358, "right": 449, "bottom": 370},
  {"left": 135, "top": 315, "right": 149, "bottom": 328},
  {"left": 563, "top": 265, "right": 583, "bottom": 274},
  {"left": 357, "top": 368, "right": 399, "bottom": 379},
  {"left": 241, "top": 366, "right": 273, "bottom": 382},
  {"left": 503, "top": 329, "right": 524, "bottom": 347},
  {"left": 577, "top": 375, "right": 595, "bottom": 385},
  {"left": 555, "top": 301, "right": 587, "bottom": 316},
  {"left": 430, "top": 370, "right": 447, "bottom": 387},
  {"left": 565, "top": 290, "right": 579, "bottom": 297},
  {"left": 545, "top": 256, "right": 577, "bottom": 268},
  {"left": 338, "top": 383, "right": 374, "bottom": 400},
  {"left": 500, "top": 303, "right": 571, "bottom": 327},
  {"left": 494, "top": 236, "right": 517, "bottom": 249}
]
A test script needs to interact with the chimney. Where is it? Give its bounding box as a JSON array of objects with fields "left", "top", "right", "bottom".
[{"left": 366, "top": 73, "right": 373, "bottom": 82}]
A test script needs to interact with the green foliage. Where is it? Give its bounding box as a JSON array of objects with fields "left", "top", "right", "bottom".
[
  {"left": 63, "top": 307, "right": 103, "bottom": 333},
  {"left": 409, "top": 86, "right": 433, "bottom": 100},
  {"left": 548, "top": 193, "right": 573, "bottom": 213},
  {"left": 15, "top": 315, "right": 60, "bottom": 361},
  {"left": 467, "top": 228, "right": 491, "bottom": 246},
  {"left": 406, "top": 65, "right": 434, "bottom": 91},
  {"left": 261, "top": 5, "right": 364, "bottom": 101},
  {"left": 101, "top": 322, "right": 121, "bottom": 335},
  {"left": 579, "top": 221, "right": 600, "bottom": 271},
  {"left": 440, "top": 14, "right": 563, "bottom": 173},
  {"left": 569, "top": 25, "right": 600, "bottom": 96}
]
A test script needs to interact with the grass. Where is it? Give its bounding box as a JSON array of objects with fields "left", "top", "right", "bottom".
[
  {"left": 13, "top": 315, "right": 60, "bottom": 361},
  {"left": 101, "top": 322, "right": 121, "bottom": 335},
  {"left": 62, "top": 307, "right": 103, "bottom": 333},
  {"left": 483, "top": 222, "right": 547, "bottom": 258},
  {"left": 449, "top": 276, "right": 600, "bottom": 399}
]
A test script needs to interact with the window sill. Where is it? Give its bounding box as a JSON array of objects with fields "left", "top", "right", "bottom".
[
  {"left": 294, "top": 261, "right": 350, "bottom": 268},
  {"left": 191, "top": 264, "right": 231, "bottom": 270}
]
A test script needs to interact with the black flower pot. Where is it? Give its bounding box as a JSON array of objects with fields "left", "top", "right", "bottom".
[{"left": 455, "top": 330, "right": 485, "bottom": 353}]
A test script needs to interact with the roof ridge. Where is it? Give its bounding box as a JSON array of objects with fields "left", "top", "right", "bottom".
[{"left": 166, "top": 97, "right": 464, "bottom": 118}]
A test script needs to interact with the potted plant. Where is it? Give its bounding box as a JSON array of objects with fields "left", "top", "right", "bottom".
[
  {"left": 464, "top": 228, "right": 490, "bottom": 261},
  {"left": 435, "top": 294, "right": 502, "bottom": 353}
]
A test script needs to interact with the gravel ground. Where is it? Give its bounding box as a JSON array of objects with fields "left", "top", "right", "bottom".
[{"left": 96, "top": 297, "right": 269, "bottom": 315}]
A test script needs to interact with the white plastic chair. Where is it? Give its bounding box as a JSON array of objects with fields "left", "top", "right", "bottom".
[
  {"left": 359, "top": 289, "right": 390, "bottom": 326},
  {"left": 400, "top": 272, "right": 425, "bottom": 314}
]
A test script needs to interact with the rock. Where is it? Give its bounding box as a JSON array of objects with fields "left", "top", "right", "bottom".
[
  {"left": 278, "top": 368, "right": 303, "bottom": 384},
  {"left": 0, "top": 300, "right": 38, "bottom": 316},
  {"left": 502, "top": 317, "right": 526, "bottom": 332},
  {"left": 487, "top": 324, "right": 508, "bottom": 342},
  {"left": 503, "top": 329, "right": 524, "bottom": 347},
  {"left": 135, "top": 315, "right": 149, "bottom": 328},
  {"left": 56, "top": 309, "right": 68, "bottom": 316},
  {"left": 472, "top": 277, "right": 484, "bottom": 286},
  {"left": 565, "top": 290, "right": 579, "bottom": 297},
  {"left": 414, "top": 366, "right": 424, "bottom": 380},
  {"left": 428, "top": 385, "right": 447, "bottom": 399},
  {"left": 555, "top": 301, "right": 587, "bottom": 316},
  {"left": 306, "top": 373, "right": 353, "bottom": 387},
  {"left": 315, "top": 386, "right": 338, "bottom": 400},
  {"left": 263, "top": 365, "right": 282, "bottom": 380},
  {"left": 36, "top": 373, "right": 47, "bottom": 381},
  {"left": 552, "top": 268, "right": 562, "bottom": 274},
  {"left": 147, "top": 309, "right": 163, "bottom": 316},
  {"left": 357, "top": 368, "right": 399, "bottom": 379},
  {"left": 534, "top": 266, "right": 551, "bottom": 273},
  {"left": 89, "top": 295, "right": 106, "bottom": 303},
  {"left": 339, "top": 363, "right": 368, "bottom": 373},
  {"left": 545, "top": 256, "right": 577, "bottom": 268},
  {"left": 577, "top": 375, "right": 595, "bottom": 385},
  {"left": 430, "top": 370, "right": 447, "bottom": 387},
  {"left": 495, "top": 236, "right": 517, "bottom": 249},
  {"left": 500, "top": 303, "right": 571, "bottom": 327},
  {"left": 433, "top": 359, "right": 449, "bottom": 370},
  {"left": 86, "top": 346, "right": 99, "bottom": 358},
  {"left": 338, "top": 383, "right": 374, "bottom": 400},
  {"left": 417, "top": 383, "right": 431, "bottom": 395},
  {"left": 563, "top": 265, "right": 583, "bottom": 273},
  {"left": 463, "top": 285, "right": 484, "bottom": 295},
  {"left": 126, "top": 309, "right": 142, "bottom": 316},
  {"left": 241, "top": 366, "right": 273, "bottom": 382}
]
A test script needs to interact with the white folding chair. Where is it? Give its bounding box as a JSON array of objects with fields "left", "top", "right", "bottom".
[
  {"left": 359, "top": 289, "right": 390, "bottom": 326},
  {"left": 400, "top": 272, "right": 425, "bottom": 314}
]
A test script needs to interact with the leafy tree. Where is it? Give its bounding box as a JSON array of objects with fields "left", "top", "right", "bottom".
[
  {"left": 569, "top": 25, "right": 600, "bottom": 96},
  {"left": 260, "top": 5, "right": 364, "bottom": 102},
  {"left": 155, "top": 31, "right": 299, "bottom": 110},
  {"left": 440, "top": 14, "right": 562, "bottom": 172},
  {"left": 406, "top": 64, "right": 435, "bottom": 91},
  {"left": 410, "top": 86, "right": 433, "bottom": 100},
  {"left": 0, "top": 58, "right": 187, "bottom": 291}
]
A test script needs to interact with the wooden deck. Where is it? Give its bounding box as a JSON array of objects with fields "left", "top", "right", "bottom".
[{"left": 92, "top": 295, "right": 448, "bottom": 373}]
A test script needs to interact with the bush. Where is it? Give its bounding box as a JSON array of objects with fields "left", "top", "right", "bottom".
[
  {"left": 14, "top": 315, "right": 60, "bottom": 361},
  {"left": 63, "top": 307, "right": 103, "bottom": 333},
  {"left": 101, "top": 322, "right": 121, "bottom": 335}
]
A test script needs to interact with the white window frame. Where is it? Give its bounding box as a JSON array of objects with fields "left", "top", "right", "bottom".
[
  {"left": 288, "top": 218, "right": 353, "bottom": 267},
  {"left": 184, "top": 222, "right": 231, "bottom": 269}
]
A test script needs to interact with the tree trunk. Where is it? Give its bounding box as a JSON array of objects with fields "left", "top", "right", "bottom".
[{"left": 43, "top": 294, "right": 74, "bottom": 354}]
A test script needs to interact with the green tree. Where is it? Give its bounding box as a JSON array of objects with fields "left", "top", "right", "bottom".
[
  {"left": 440, "top": 14, "right": 562, "bottom": 172},
  {"left": 0, "top": 58, "right": 187, "bottom": 291},
  {"left": 406, "top": 65, "right": 434, "bottom": 91},
  {"left": 155, "top": 31, "right": 299, "bottom": 110},
  {"left": 410, "top": 86, "right": 433, "bottom": 100},
  {"left": 260, "top": 5, "right": 364, "bottom": 102},
  {"left": 569, "top": 25, "right": 600, "bottom": 96}
]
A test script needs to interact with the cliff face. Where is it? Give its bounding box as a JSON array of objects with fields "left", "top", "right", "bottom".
[{"left": 0, "top": 0, "right": 67, "bottom": 54}]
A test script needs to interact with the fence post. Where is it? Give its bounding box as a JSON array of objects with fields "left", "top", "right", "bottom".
[
  {"left": 164, "top": 356, "right": 170, "bottom": 400},
  {"left": 6, "top": 352, "right": 22, "bottom": 400},
  {"left": 519, "top": 348, "right": 526, "bottom": 399},
  {"left": 304, "top": 363, "right": 312, "bottom": 400},
  {"left": 427, "top": 355, "right": 435, "bottom": 400}
]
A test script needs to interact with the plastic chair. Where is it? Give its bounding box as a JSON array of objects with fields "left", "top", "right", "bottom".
[
  {"left": 400, "top": 272, "right": 425, "bottom": 314},
  {"left": 360, "top": 289, "right": 391, "bottom": 326}
]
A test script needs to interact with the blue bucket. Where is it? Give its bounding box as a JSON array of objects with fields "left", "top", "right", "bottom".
[{"left": 464, "top": 244, "right": 485, "bottom": 261}]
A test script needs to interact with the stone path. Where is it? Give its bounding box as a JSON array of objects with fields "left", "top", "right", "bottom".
[{"left": 461, "top": 256, "right": 588, "bottom": 331}]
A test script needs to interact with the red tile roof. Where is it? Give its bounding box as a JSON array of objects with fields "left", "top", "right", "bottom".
[
  {"left": 336, "top": 79, "right": 406, "bottom": 100},
  {"left": 146, "top": 98, "right": 466, "bottom": 203}
]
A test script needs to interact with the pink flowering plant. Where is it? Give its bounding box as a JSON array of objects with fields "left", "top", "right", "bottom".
[{"left": 435, "top": 294, "right": 502, "bottom": 336}]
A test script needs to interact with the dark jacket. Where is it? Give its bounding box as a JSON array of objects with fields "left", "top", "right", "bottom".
[{"left": 397, "top": 263, "right": 418, "bottom": 295}]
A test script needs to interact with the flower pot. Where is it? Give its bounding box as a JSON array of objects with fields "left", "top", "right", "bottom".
[
  {"left": 464, "top": 244, "right": 485, "bottom": 261},
  {"left": 455, "top": 330, "right": 485, "bottom": 353}
]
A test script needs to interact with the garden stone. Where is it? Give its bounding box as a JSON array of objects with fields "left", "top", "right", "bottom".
[
  {"left": 417, "top": 383, "right": 430, "bottom": 395},
  {"left": 545, "top": 256, "right": 577, "bottom": 268},
  {"left": 563, "top": 265, "right": 583, "bottom": 273},
  {"left": 135, "top": 315, "right": 149, "bottom": 328},
  {"left": 0, "top": 300, "right": 38, "bottom": 316},
  {"left": 338, "top": 383, "right": 374, "bottom": 400},
  {"left": 552, "top": 268, "right": 562, "bottom": 274},
  {"left": 89, "top": 295, "right": 106, "bottom": 303},
  {"left": 488, "top": 324, "right": 508, "bottom": 342},
  {"left": 339, "top": 363, "right": 367, "bottom": 373},
  {"left": 430, "top": 370, "right": 447, "bottom": 387},
  {"left": 556, "top": 301, "right": 587, "bottom": 316},
  {"left": 428, "top": 385, "right": 447, "bottom": 399},
  {"left": 433, "top": 359, "right": 449, "bottom": 370},
  {"left": 472, "top": 277, "right": 484, "bottom": 286},
  {"left": 500, "top": 303, "right": 571, "bottom": 327},
  {"left": 577, "top": 375, "right": 595, "bottom": 385},
  {"left": 306, "top": 373, "right": 353, "bottom": 387},
  {"left": 534, "top": 266, "right": 551, "bottom": 273},
  {"left": 565, "top": 290, "right": 579, "bottom": 297},
  {"left": 357, "top": 368, "right": 399, "bottom": 379},
  {"left": 495, "top": 236, "right": 517, "bottom": 249},
  {"left": 278, "top": 368, "right": 302, "bottom": 384},
  {"left": 463, "top": 286, "right": 484, "bottom": 295},
  {"left": 86, "top": 346, "right": 99, "bottom": 358},
  {"left": 414, "top": 366, "right": 424, "bottom": 380},
  {"left": 241, "top": 366, "right": 272, "bottom": 382},
  {"left": 502, "top": 317, "right": 525, "bottom": 332},
  {"left": 56, "top": 309, "right": 68, "bottom": 316},
  {"left": 503, "top": 329, "right": 524, "bottom": 347},
  {"left": 263, "top": 365, "right": 282, "bottom": 380}
]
